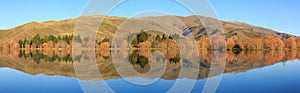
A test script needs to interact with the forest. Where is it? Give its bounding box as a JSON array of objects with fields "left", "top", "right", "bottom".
[{"left": 1, "top": 31, "right": 300, "bottom": 50}]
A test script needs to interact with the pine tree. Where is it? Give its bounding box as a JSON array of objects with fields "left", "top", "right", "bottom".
[{"left": 18, "top": 40, "right": 23, "bottom": 48}]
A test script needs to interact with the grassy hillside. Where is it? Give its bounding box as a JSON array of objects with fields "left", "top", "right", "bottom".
[{"left": 0, "top": 15, "right": 296, "bottom": 43}]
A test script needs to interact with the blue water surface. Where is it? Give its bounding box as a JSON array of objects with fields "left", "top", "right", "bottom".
[{"left": 1, "top": 60, "right": 300, "bottom": 93}]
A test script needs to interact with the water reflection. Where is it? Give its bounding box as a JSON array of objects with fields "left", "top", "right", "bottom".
[
  {"left": 128, "top": 50, "right": 181, "bottom": 68},
  {"left": 18, "top": 50, "right": 73, "bottom": 63},
  {"left": 0, "top": 49, "right": 300, "bottom": 80}
]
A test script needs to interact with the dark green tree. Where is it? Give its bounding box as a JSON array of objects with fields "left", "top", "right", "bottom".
[
  {"left": 170, "top": 33, "right": 180, "bottom": 42},
  {"left": 169, "top": 55, "right": 181, "bottom": 64},
  {"left": 137, "top": 31, "right": 148, "bottom": 43},
  {"left": 48, "top": 35, "right": 58, "bottom": 43},
  {"left": 131, "top": 38, "right": 138, "bottom": 46},
  {"left": 129, "top": 53, "right": 138, "bottom": 64},
  {"left": 29, "top": 40, "right": 33, "bottom": 46},
  {"left": 96, "top": 40, "right": 101, "bottom": 45},
  {"left": 84, "top": 37, "right": 90, "bottom": 42},
  {"left": 138, "top": 56, "right": 148, "bottom": 68},
  {"left": 18, "top": 40, "right": 23, "bottom": 48},
  {"left": 32, "top": 34, "right": 42, "bottom": 47},
  {"left": 102, "top": 37, "right": 109, "bottom": 42},
  {"left": 24, "top": 38, "right": 28, "bottom": 44},
  {"left": 74, "top": 35, "right": 82, "bottom": 43},
  {"left": 162, "top": 34, "right": 167, "bottom": 41},
  {"left": 57, "top": 36, "right": 62, "bottom": 40},
  {"left": 155, "top": 35, "right": 161, "bottom": 42}
]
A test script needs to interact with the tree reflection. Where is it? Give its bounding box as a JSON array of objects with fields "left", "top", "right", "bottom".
[
  {"left": 1, "top": 49, "right": 300, "bottom": 80},
  {"left": 129, "top": 50, "right": 181, "bottom": 68},
  {"left": 18, "top": 50, "right": 73, "bottom": 63}
]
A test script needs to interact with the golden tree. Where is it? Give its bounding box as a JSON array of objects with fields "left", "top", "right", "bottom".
[
  {"left": 296, "top": 39, "right": 300, "bottom": 48},
  {"left": 242, "top": 38, "right": 263, "bottom": 49},
  {"left": 263, "top": 36, "right": 284, "bottom": 49},
  {"left": 285, "top": 37, "right": 297, "bottom": 49},
  {"left": 226, "top": 38, "right": 235, "bottom": 49}
]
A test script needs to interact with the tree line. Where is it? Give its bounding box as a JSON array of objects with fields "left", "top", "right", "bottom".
[
  {"left": 129, "top": 30, "right": 180, "bottom": 48},
  {"left": 225, "top": 35, "right": 300, "bottom": 50},
  {"left": 12, "top": 33, "right": 300, "bottom": 50},
  {"left": 18, "top": 34, "right": 73, "bottom": 48},
  {"left": 18, "top": 50, "right": 72, "bottom": 63}
]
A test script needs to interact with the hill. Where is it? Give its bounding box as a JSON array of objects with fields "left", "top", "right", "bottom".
[{"left": 0, "top": 15, "right": 297, "bottom": 43}]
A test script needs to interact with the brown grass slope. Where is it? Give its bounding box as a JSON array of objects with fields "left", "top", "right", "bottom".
[{"left": 0, "top": 15, "right": 296, "bottom": 43}]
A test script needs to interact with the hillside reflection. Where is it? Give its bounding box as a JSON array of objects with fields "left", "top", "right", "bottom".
[{"left": 0, "top": 49, "right": 299, "bottom": 80}]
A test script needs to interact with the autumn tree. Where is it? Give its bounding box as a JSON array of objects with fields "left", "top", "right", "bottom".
[
  {"left": 263, "top": 36, "right": 285, "bottom": 49},
  {"left": 264, "top": 50, "right": 284, "bottom": 64},
  {"left": 241, "top": 38, "right": 263, "bottom": 49},
  {"left": 285, "top": 50, "right": 297, "bottom": 61},
  {"left": 209, "top": 34, "right": 226, "bottom": 49},
  {"left": 196, "top": 37, "right": 210, "bottom": 50},
  {"left": 285, "top": 37, "right": 297, "bottom": 49},
  {"left": 226, "top": 38, "right": 235, "bottom": 50},
  {"left": 235, "top": 39, "right": 244, "bottom": 49},
  {"left": 296, "top": 39, "right": 300, "bottom": 48}
]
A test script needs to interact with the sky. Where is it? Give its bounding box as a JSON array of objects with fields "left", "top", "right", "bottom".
[{"left": 0, "top": 0, "right": 299, "bottom": 35}]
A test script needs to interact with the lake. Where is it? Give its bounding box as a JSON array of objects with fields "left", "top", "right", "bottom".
[{"left": 0, "top": 49, "right": 300, "bottom": 93}]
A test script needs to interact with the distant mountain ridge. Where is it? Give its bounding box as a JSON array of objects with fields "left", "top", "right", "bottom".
[{"left": 0, "top": 15, "right": 297, "bottom": 43}]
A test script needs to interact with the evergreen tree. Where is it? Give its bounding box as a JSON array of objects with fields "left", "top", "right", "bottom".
[
  {"left": 32, "top": 34, "right": 42, "bottom": 47},
  {"left": 58, "top": 36, "right": 62, "bottom": 40},
  {"left": 74, "top": 35, "right": 82, "bottom": 43},
  {"left": 102, "top": 38, "right": 109, "bottom": 42},
  {"left": 18, "top": 40, "right": 23, "bottom": 48},
  {"left": 162, "top": 34, "right": 167, "bottom": 41},
  {"left": 137, "top": 31, "right": 148, "bottom": 43},
  {"left": 170, "top": 33, "right": 180, "bottom": 41},
  {"left": 155, "top": 35, "right": 162, "bottom": 42}
]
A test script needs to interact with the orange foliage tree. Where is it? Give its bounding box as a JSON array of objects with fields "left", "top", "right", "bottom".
[
  {"left": 209, "top": 34, "right": 226, "bottom": 49},
  {"left": 243, "top": 38, "right": 263, "bottom": 49},
  {"left": 226, "top": 51, "right": 235, "bottom": 62},
  {"left": 285, "top": 37, "right": 297, "bottom": 49},
  {"left": 264, "top": 50, "right": 284, "bottom": 65},
  {"left": 196, "top": 38, "right": 210, "bottom": 50},
  {"left": 297, "top": 50, "right": 300, "bottom": 59},
  {"left": 226, "top": 38, "right": 235, "bottom": 49},
  {"left": 235, "top": 39, "right": 244, "bottom": 49},
  {"left": 285, "top": 50, "right": 297, "bottom": 61},
  {"left": 235, "top": 38, "right": 262, "bottom": 49},
  {"left": 263, "top": 36, "right": 285, "bottom": 49},
  {"left": 296, "top": 39, "right": 300, "bottom": 48}
]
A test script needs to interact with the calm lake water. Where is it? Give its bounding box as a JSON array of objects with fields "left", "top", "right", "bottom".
[{"left": 0, "top": 49, "right": 300, "bottom": 93}]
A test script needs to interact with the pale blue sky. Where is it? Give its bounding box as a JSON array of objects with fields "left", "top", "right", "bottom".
[{"left": 0, "top": 0, "right": 299, "bottom": 35}]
